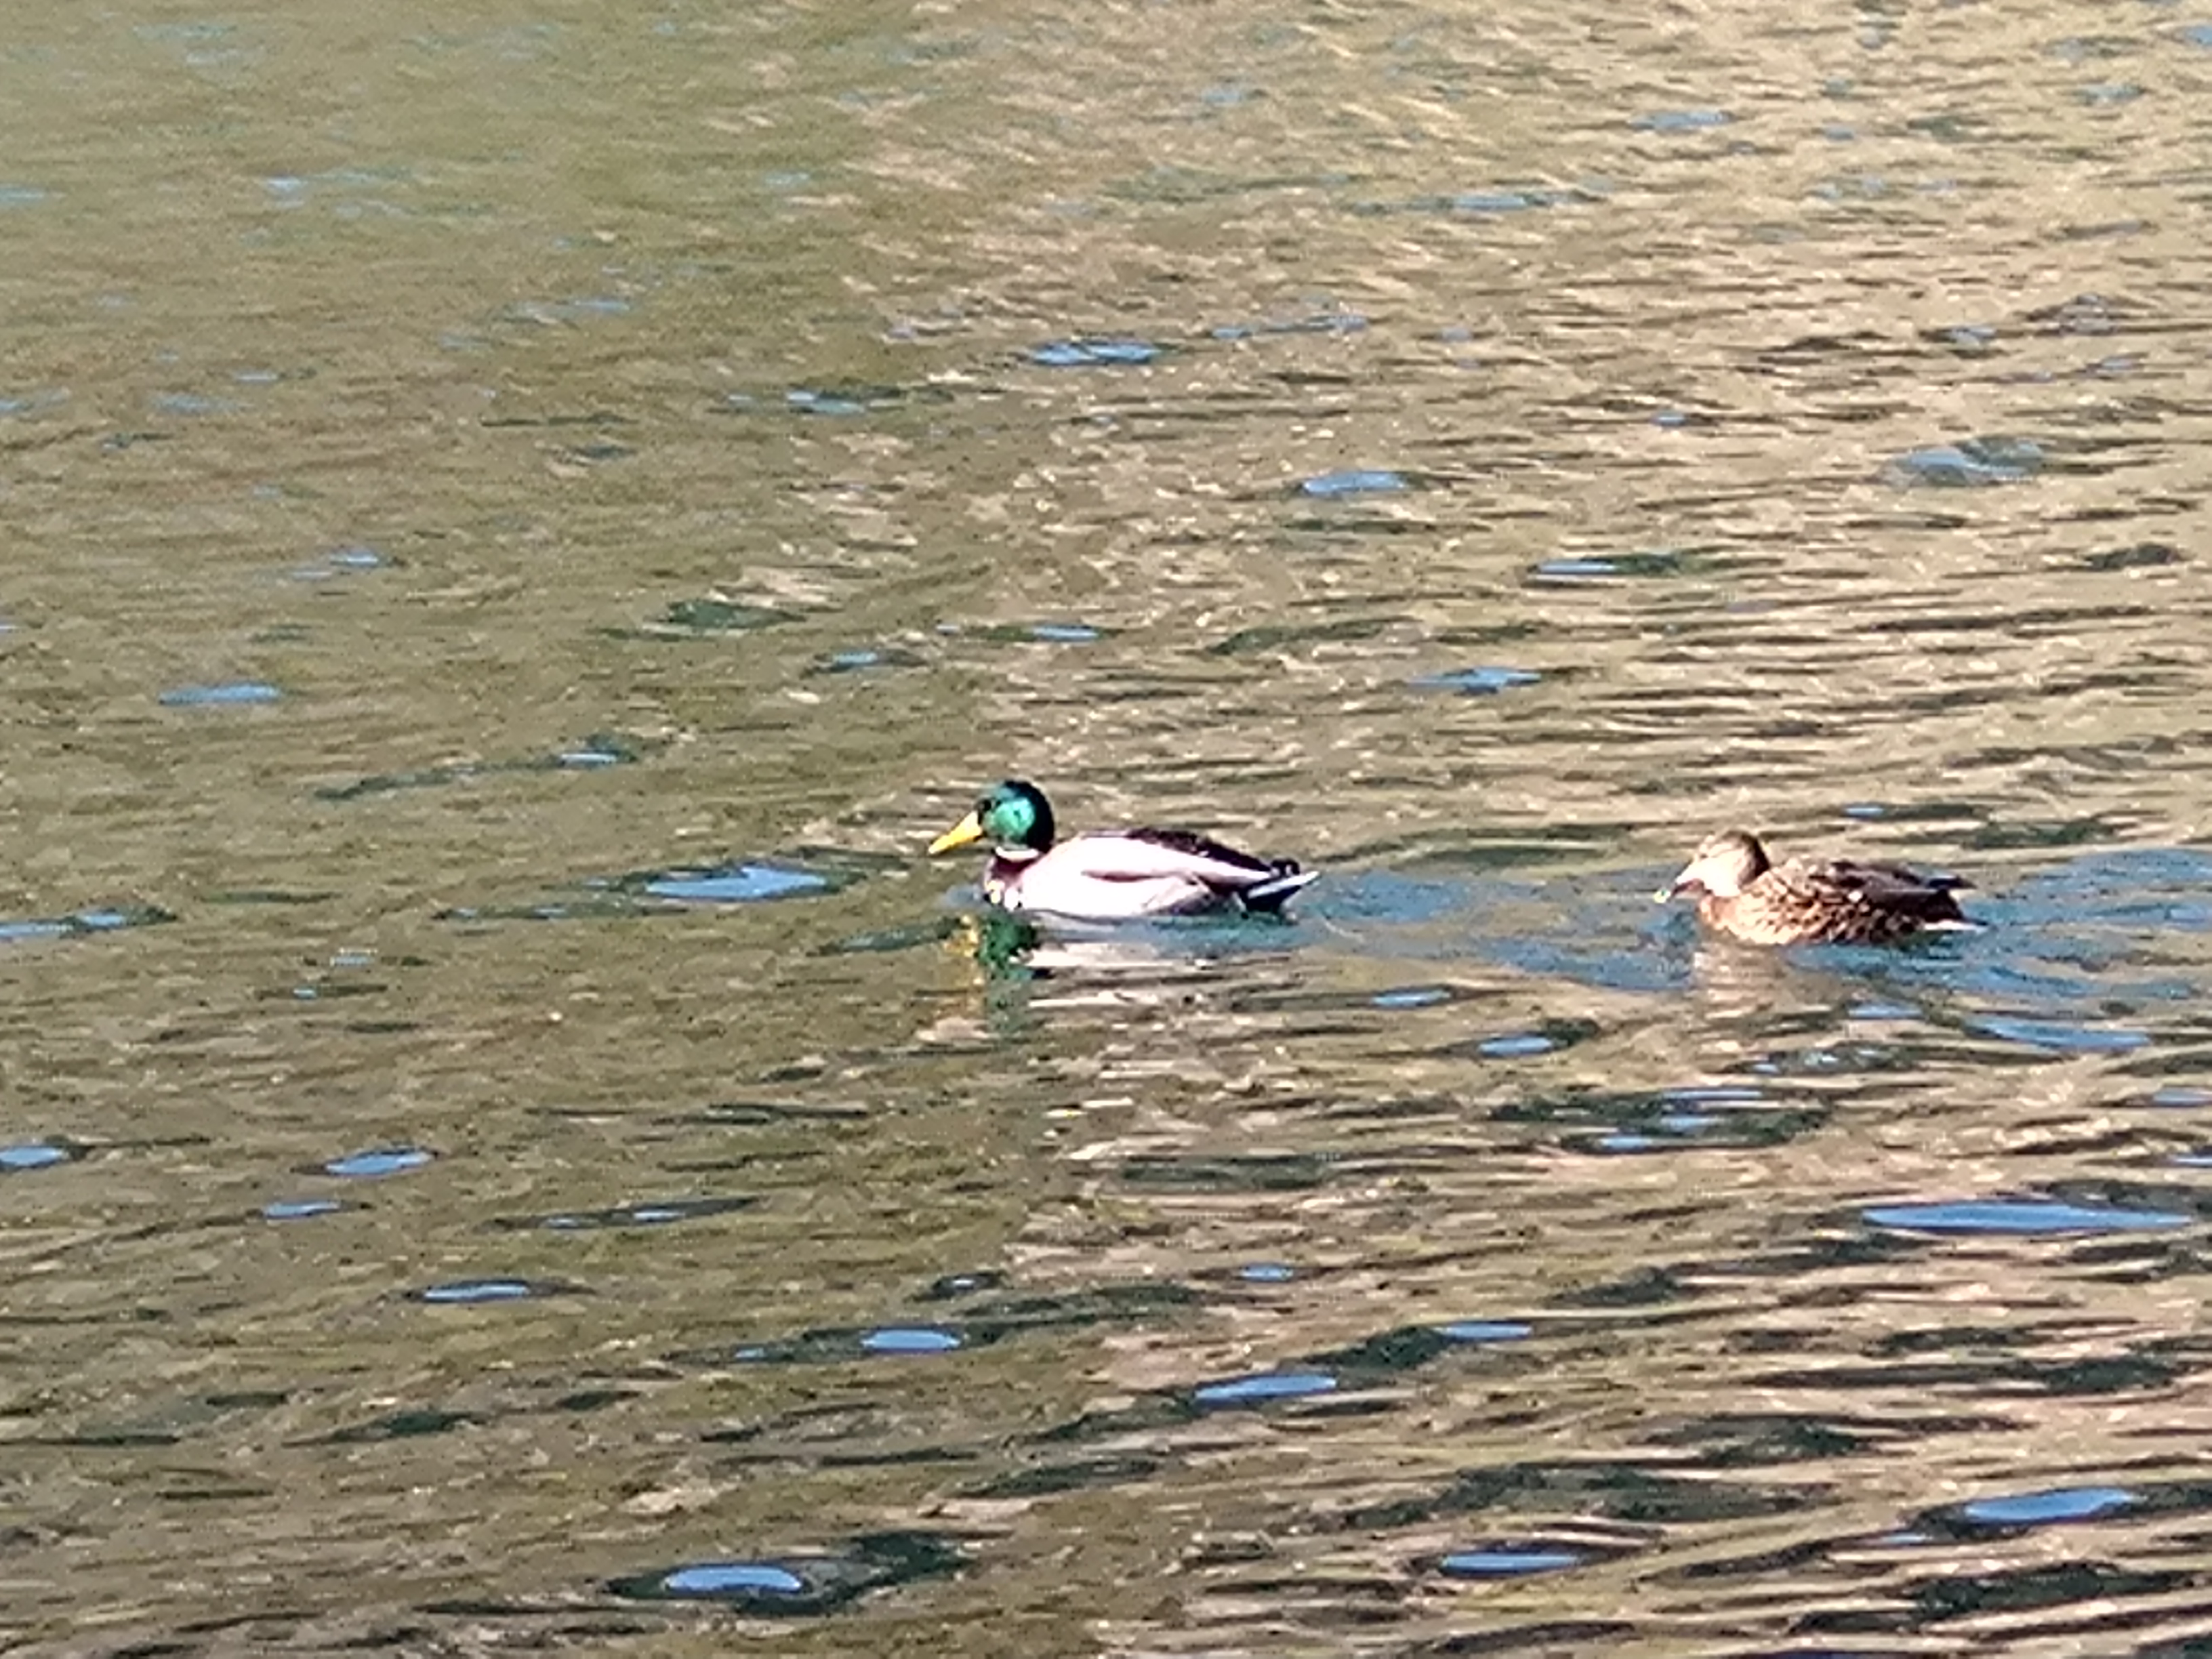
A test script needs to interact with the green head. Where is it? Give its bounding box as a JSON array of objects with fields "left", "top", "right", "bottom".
[{"left": 928, "top": 779, "right": 1057, "bottom": 857}]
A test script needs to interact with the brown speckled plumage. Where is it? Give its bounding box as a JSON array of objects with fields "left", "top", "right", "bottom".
[{"left": 1662, "top": 829, "right": 1973, "bottom": 945}]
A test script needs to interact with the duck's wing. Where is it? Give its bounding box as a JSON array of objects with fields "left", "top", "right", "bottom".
[
  {"left": 1807, "top": 858, "right": 1969, "bottom": 909},
  {"left": 1069, "top": 828, "right": 1298, "bottom": 887},
  {"left": 1006, "top": 829, "right": 1313, "bottom": 919},
  {"left": 1761, "top": 856, "right": 1972, "bottom": 937}
]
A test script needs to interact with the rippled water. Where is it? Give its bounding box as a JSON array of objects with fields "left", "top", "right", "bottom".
[{"left": 7, "top": 0, "right": 2212, "bottom": 1652}]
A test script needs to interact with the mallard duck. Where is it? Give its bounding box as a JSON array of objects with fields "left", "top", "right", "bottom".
[
  {"left": 1659, "top": 828, "right": 1973, "bottom": 945},
  {"left": 927, "top": 779, "right": 1317, "bottom": 920}
]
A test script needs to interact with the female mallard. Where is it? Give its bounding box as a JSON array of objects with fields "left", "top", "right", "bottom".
[
  {"left": 927, "top": 779, "right": 1317, "bottom": 920},
  {"left": 1660, "top": 828, "right": 1973, "bottom": 945}
]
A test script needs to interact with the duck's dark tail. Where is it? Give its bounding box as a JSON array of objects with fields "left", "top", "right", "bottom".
[{"left": 1237, "top": 862, "right": 1319, "bottom": 916}]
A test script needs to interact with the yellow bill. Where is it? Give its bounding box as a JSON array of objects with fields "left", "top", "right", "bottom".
[{"left": 928, "top": 811, "right": 985, "bottom": 855}]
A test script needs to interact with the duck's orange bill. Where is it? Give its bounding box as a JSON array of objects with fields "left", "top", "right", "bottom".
[{"left": 928, "top": 811, "right": 985, "bottom": 855}]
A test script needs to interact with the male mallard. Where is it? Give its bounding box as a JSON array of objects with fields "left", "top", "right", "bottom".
[
  {"left": 927, "top": 779, "right": 1317, "bottom": 920},
  {"left": 1660, "top": 828, "right": 1973, "bottom": 945}
]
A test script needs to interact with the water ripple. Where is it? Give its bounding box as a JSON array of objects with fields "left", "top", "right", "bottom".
[
  {"left": 1863, "top": 1199, "right": 2191, "bottom": 1236},
  {"left": 1191, "top": 1370, "right": 1338, "bottom": 1408},
  {"left": 607, "top": 1533, "right": 963, "bottom": 1614}
]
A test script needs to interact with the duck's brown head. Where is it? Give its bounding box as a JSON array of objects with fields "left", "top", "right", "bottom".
[{"left": 1659, "top": 829, "right": 1771, "bottom": 902}]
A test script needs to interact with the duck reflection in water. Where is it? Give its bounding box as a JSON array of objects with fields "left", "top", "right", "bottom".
[{"left": 947, "top": 908, "right": 1292, "bottom": 983}]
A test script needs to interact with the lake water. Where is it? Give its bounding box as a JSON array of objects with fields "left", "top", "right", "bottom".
[{"left": 7, "top": 0, "right": 2212, "bottom": 1652}]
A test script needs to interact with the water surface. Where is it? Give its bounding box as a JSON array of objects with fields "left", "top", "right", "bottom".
[{"left": 5, "top": 0, "right": 2212, "bottom": 1653}]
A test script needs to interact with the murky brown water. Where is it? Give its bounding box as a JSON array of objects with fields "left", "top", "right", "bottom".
[{"left": 7, "top": 1, "right": 2212, "bottom": 1653}]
